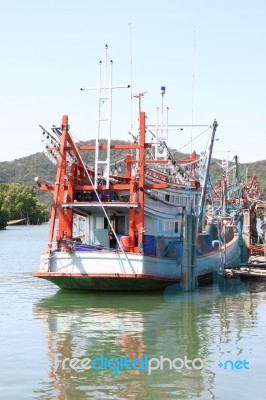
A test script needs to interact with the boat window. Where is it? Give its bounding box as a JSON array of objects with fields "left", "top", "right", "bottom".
[
  {"left": 165, "top": 194, "right": 170, "bottom": 202},
  {"left": 161, "top": 220, "right": 180, "bottom": 234},
  {"left": 164, "top": 221, "right": 170, "bottom": 232},
  {"left": 72, "top": 214, "right": 86, "bottom": 239},
  {"left": 95, "top": 217, "right": 108, "bottom": 230},
  {"left": 95, "top": 217, "right": 103, "bottom": 229}
]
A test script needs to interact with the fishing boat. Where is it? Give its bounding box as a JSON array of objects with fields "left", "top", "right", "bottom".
[{"left": 33, "top": 46, "right": 241, "bottom": 291}]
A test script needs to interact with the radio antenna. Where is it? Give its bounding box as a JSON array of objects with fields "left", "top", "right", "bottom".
[
  {"left": 191, "top": 30, "right": 196, "bottom": 153},
  {"left": 129, "top": 22, "right": 134, "bottom": 135}
]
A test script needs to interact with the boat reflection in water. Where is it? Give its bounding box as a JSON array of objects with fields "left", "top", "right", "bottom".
[{"left": 33, "top": 282, "right": 266, "bottom": 399}]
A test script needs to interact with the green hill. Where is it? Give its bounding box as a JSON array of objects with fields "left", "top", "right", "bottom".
[
  {"left": 0, "top": 147, "right": 265, "bottom": 208},
  {"left": 0, "top": 152, "right": 56, "bottom": 207}
]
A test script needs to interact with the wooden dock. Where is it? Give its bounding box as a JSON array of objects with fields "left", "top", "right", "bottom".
[{"left": 224, "top": 260, "right": 266, "bottom": 279}]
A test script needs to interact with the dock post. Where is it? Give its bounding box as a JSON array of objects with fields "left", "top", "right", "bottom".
[
  {"left": 242, "top": 209, "right": 251, "bottom": 260},
  {"left": 181, "top": 213, "right": 197, "bottom": 291},
  {"left": 264, "top": 232, "right": 266, "bottom": 261}
]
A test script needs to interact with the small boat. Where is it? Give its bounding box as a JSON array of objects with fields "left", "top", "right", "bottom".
[
  {"left": 7, "top": 218, "right": 27, "bottom": 225},
  {"left": 33, "top": 46, "right": 241, "bottom": 291}
]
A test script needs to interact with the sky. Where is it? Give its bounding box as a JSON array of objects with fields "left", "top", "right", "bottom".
[{"left": 0, "top": 0, "right": 265, "bottom": 164}]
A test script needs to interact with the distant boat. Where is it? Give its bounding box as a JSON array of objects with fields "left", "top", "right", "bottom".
[
  {"left": 33, "top": 46, "right": 241, "bottom": 291},
  {"left": 7, "top": 218, "right": 26, "bottom": 225}
]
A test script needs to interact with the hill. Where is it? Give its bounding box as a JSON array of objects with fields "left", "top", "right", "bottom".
[
  {"left": 0, "top": 152, "right": 56, "bottom": 207},
  {"left": 0, "top": 146, "right": 265, "bottom": 207}
]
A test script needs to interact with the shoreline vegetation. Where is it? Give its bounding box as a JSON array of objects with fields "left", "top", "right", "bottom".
[{"left": 0, "top": 183, "right": 49, "bottom": 229}]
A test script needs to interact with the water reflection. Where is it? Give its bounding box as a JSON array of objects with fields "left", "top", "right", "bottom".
[{"left": 33, "top": 282, "right": 266, "bottom": 400}]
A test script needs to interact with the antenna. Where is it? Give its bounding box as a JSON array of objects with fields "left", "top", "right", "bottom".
[
  {"left": 129, "top": 22, "right": 133, "bottom": 135},
  {"left": 161, "top": 86, "right": 165, "bottom": 137},
  {"left": 80, "top": 45, "right": 130, "bottom": 189},
  {"left": 133, "top": 91, "right": 147, "bottom": 113},
  {"left": 155, "top": 86, "right": 167, "bottom": 159},
  {"left": 191, "top": 30, "right": 196, "bottom": 154}
]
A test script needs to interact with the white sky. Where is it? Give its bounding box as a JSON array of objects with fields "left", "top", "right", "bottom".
[{"left": 1, "top": 0, "right": 265, "bottom": 163}]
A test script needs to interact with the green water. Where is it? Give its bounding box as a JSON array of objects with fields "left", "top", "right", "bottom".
[{"left": 0, "top": 225, "right": 266, "bottom": 399}]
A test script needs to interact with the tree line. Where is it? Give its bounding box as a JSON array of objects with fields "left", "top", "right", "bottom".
[{"left": 0, "top": 183, "right": 49, "bottom": 229}]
